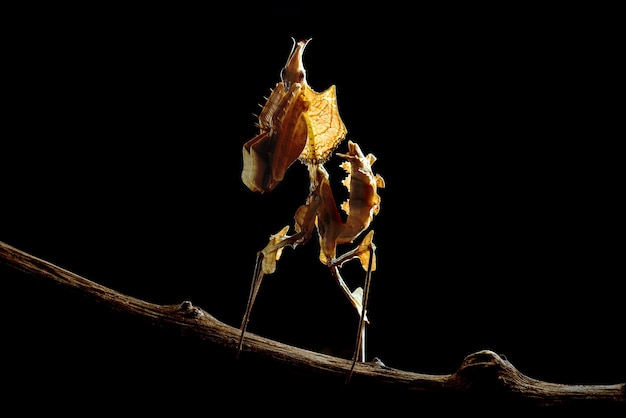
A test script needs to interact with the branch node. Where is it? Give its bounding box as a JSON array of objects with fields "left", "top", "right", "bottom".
[
  {"left": 453, "top": 350, "right": 517, "bottom": 393},
  {"left": 176, "top": 300, "right": 204, "bottom": 318},
  {"left": 461, "top": 349, "right": 507, "bottom": 369}
]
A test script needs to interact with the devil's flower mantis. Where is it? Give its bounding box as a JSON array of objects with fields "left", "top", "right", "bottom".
[{"left": 239, "top": 38, "right": 385, "bottom": 382}]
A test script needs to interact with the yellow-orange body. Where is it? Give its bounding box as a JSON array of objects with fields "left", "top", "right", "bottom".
[{"left": 238, "top": 39, "right": 384, "bottom": 383}]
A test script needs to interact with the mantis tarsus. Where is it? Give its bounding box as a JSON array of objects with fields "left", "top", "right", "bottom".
[{"left": 239, "top": 38, "right": 385, "bottom": 383}]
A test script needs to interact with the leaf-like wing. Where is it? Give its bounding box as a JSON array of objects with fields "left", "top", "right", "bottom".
[
  {"left": 268, "top": 85, "right": 309, "bottom": 188},
  {"left": 241, "top": 131, "right": 270, "bottom": 193},
  {"left": 298, "top": 85, "right": 347, "bottom": 166}
]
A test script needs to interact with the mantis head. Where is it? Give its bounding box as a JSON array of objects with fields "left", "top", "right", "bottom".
[{"left": 280, "top": 38, "right": 310, "bottom": 91}]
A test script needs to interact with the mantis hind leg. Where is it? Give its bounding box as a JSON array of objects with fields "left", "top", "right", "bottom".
[
  {"left": 345, "top": 244, "right": 374, "bottom": 384},
  {"left": 327, "top": 232, "right": 376, "bottom": 383},
  {"left": 236, "top": 251, "right": 265, "bottom": 359}
]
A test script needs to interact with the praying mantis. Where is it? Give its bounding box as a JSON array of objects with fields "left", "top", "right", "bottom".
[{"left": 239, "top": 38, "right": 385, "bottom": 382}]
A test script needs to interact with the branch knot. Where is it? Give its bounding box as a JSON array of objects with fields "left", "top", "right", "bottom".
[{"left": 176, "top": 300, "right": 204, "bottom": 318}]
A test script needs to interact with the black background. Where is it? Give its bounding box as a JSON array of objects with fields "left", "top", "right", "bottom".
[{"left": 3, "top": 2, "right": 624, "bottom": 404}]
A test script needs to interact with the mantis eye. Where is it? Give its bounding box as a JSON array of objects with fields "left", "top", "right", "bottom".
[{"left": 280, "top": 67, "right": 305, "bottom": 91}]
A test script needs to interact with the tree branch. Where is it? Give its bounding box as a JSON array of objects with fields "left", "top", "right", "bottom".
[{"left": 1, "top": 240, "right": 624, "bottom": 411}]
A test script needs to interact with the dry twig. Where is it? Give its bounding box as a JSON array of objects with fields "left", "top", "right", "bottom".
[{"left": 1, "top": 240, "right": 624, "bottom": 412}]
